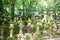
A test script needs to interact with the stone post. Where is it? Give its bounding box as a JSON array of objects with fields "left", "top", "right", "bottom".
[{"left": 9, "top": 24, "right": 14, "bottom": 37}]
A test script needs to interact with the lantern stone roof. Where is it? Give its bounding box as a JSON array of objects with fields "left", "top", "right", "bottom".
[{"left": 27, "top": 18, "right": 32, "bottom": 23}]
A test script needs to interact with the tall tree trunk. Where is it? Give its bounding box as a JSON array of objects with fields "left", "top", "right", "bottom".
[
  {"left": 11, "top": 0, "right": 15, "bottom": 20},
  {"left": 0, "top": 0, "right": 2, "bottom": 10},
  {"left": 0, "top": 0, "right": 3, "bottom": 25}
]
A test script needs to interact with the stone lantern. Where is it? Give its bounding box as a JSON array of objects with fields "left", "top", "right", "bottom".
[
  {"left": 17, "top": 18, "right": 24, "bottom": 40},
  {"left": 24, "top": 18, "right": 33, "bottom": 40},
  {"left": 18, "top": 18, "right": 24, "bottom": 34},
  {"left": 48, "top": 8, "right": 55, "bottom": 25},
  {"left": 49, "top": 8, "right": 54, "bottom": 20},
  {"left": 9, "top": 23, "right": 14, "bottom": 37},
  {"left": 7, "top": 21, "right": 15, "bottom": 40},
  {"left": 33, "top": 17, "right": 42, "bottom": 40},
  {"left": 42, "top": 22, "right": 50, "bottom": 40},
  {"left": 49, "top": 8, "right": 54, "bottom": 15},
  {"left": 36, "top": 17, "right": 42, "bottom": 33},
  {"left": 27, "top": 18, "right": 32, "bottom": 33},
  {"left": 42, "top": 9, "right": 47, "bottom": 22}
]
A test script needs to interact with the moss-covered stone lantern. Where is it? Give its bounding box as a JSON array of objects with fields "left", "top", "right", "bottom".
[
  {"left": 24, "top": 18, "right": 33, "bottom": 40},
  {"left": 7, "top": 20, "right": 14, "bottom": 40},
  {"left": 34, "top": 17, "right": 42, "bottom": 40},
  {"left": 17, "top": 18, "right": 24, "bottom": 40}
]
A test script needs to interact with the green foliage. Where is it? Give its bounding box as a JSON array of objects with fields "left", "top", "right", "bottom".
[
  {"left": 30, "top": 25, "right": 36, "bottom": 33},
  {"left": 7, "top": 37, "right": 14, "bottom": 40},
  {"left": 0, "top": 0, "right": 60, "bottom": 40},
  {"left": 0, "top": 38, "right": 3, "bottom": 40},
  {"left": 9, "top": 26, "right": 14, "bottom": 29},
  {"left": 26, "top": 35, "right": 31, "bottom": 40},
  {"left": 0, "top": 25, "right": 8, "bottom": 29},
  {"left": 13, "top": 26, "right": 19, "bottom": 34},
  {"left": 35, "top": 34, "right": 42, "bottom": 40},
  {"left": 1, "top": 0, "right": 60, "bottom": 20}
]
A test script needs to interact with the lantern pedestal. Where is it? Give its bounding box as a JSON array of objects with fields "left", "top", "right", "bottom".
[
  {"left": 0, "top": 29, "right": 4, "bottom": 40},
  {"left": 25, "top": 33, "right": 32, "bottom": 40},
  {"left": 7, "top": 23, "right": 14, "bottom": 40}
]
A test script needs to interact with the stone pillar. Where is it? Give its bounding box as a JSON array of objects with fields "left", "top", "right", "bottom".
[
  {"left": 9, "top": 24, "right": 14, "bottom": 37},
  {"left": 10, "top": 29, "right": 13, "bottom": 37},
  {"left": 27, "top": 22, "right": 31, "bottom": 33},
  {"left": 19, "top": 23, "right": 23, "bottom": 34},
  {"left": 36, "top": 22, "right": 40, "bottom": 33},
  {"left": 0, "top": 29, "right": 4, "bottom": 40}
]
